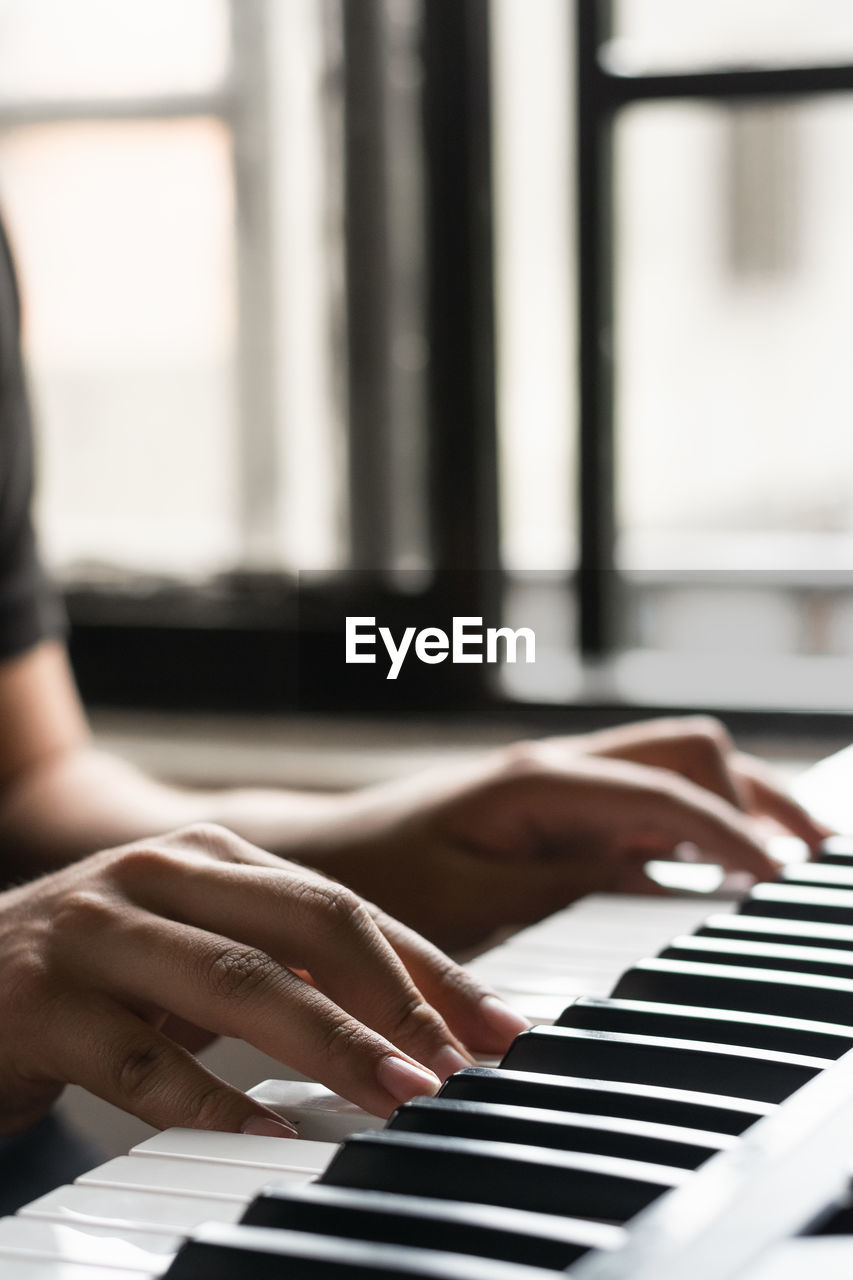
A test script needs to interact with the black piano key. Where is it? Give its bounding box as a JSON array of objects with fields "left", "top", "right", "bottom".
[
  {"left": 781, "top": 863, "right": 853, "bottom": 891},
  {"left": 808, "top": 1197, "right": 853, "bottom": 1236},
  {"left": 240, "top": 1183, "right": 623, "bottom": 1271},
  {"left": 166, "top": 1222, "right": 551, "bottom": 1280},
  {"left": 438, "top": 1065, "right": 770, "bottom": 1135},
  {"left": 500, "top": 1024, "right": 823, "bottom": 1104},
  {"left": 321, "top": 1129, "right": 686, "bottom": 1222},
  {"left": 740, "top": 883, "right": 853, "bottom": 925},
  {"left": 556, "top": 994, "right": 853, "bottom": 1058},
  {"left": 386, "top": 1096, "right": 730, "bottom": 1169},
  {"left": 613, "top": 956, "right": 853, "bottom": 1028},
  {"left": 697, "top": 912, "right": 853, "bottom": 952},
  {"left": 818, "top": 836, "right": 853, "bottom": 866},
  {"left": 660, "top": 933, "right": 853, "bottom": 981}
]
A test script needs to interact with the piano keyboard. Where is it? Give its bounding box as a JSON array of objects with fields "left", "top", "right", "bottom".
[{"left": 7, "top": 841, "right": 853, "bottom": 1278}]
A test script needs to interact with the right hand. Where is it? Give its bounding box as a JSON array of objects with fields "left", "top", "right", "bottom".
[
  {"left": 0, "top": 824, "right": 527, "bottom": 1137},
  {"left": 301, "top": 721, "right": 825, "bottom": 951}
]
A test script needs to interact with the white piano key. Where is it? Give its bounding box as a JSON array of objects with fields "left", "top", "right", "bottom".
[
  {"left": 793, "top": 742, "right": 853, "bottom": 832},
  {"left": 77, "top": 1154, "right": 312, "bottom": 1200},
  {"left": 468, "top": 896, "right": 738, "bottom": 1023},
  {"left": 246, "top": 1080, "right": 383, "bottom": 1143},
  {"left": 501, "top": 931, "right": 707, "bottom": 960},
  {"left": 0, "top": 1216, "right": 176, "bottom": 1273},
  {"left": 470, "top": 959, "right": 623, "bottom": 993},
  {"left": 487, "top": 980, "right": 612, "bottom": 1013},
  {"left": 744, "top": 1238, "right": 853, "bottom": 1278},
  {"left": 764, "top": 835, "right": 810, "bottom": 865},
  {"left": 468, "top": 941, "right": 638, "bottom": 975},
  {"left": 131, "top": 1127, "right": 331, "bottom": 1174},
  {"left": 472, "top": 965, "right": 621, "bottom": 1017},
  {"left": 0, "top": 1264, "right": 151, "bottom": 1280},
  {"left": 20, "top": 1185, "right": 246, "bottom": 1234},
  {"left": 487, "top": 989, "right": 579, "bottom": 1024},
  {"left": 548, "top": 893, "right": 723, "bottom": 924},
  {"left": 481, "top": 940, "right": 667, "bottom": 966}
]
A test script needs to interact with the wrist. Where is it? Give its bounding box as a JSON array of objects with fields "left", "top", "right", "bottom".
[{"left": 206, "top": 786, "right": 354, "bottom": 860}]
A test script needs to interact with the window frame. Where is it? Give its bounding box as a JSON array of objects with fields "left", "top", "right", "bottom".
[
  {"left": 575, "top": 0, "right": 853, "bottom": 656},
  {"left": 0, "top": 0, "right": 291, "bottom": 571},
  {"left": 6, "top": 0, "right": 853, "bottom": 737},
  {"left": 58, "top": 0, "right": 503, "bottom": 716}
]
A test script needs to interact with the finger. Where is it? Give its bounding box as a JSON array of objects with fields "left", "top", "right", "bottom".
[
  {"left": 528, "top": 759, "right": 780, "bottom": 882},
  {"left": 158, "top": 1014, "right": 218, "bottom": 1054},
  {"left": 572, "top": 717, "right": 749, "bottom": 813},
  {"left": 76, "top": 911, "right": 440, "bottom": 1117},
  {"left": 368, "top": 905, "right": 530, "bottom": 1055},
  {"left": 48, "top": 994, "right": 298, "bottom": 1137},
  {"left": 119, "top": 851, "right": 470, "bottom": 1082},
  {"left": 629, "top": 771, "right": 779, "bottom": 879},
  {"left": 0, "top": 1074, "right": 62, "bottom": 1136},
  {"left": 732, "top": 753, "right": 834, "bottom": 847},
  {"left": 154, "top": 823, "right": 286, "bottom": 870}
]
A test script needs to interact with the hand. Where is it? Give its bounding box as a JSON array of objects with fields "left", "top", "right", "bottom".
[
  {"left": 570, "top": 716, "right": 833, "bottom": 845},
  {"left": 0, "top": 824, "right": 527, "bottom": 1138},
  {"left": 305, "top": 717, "right": 829, "bottom": 951}
]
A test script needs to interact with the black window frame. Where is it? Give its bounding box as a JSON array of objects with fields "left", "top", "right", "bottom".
[
  {"left": 576, "top": 0, "right": 853, "bottom": 656},
  {"left": 67, "top": 0, "right": 502, "bottom": 717},
  {"left": 61, "top": 0, "right": 853, "bottom": 741}
]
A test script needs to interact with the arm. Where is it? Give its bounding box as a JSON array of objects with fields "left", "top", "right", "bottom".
[
  {"left": 0, "top": 641, "right": 344, "bottom": 878},
  {"left": 0, "top": 641, "right": 830, "bottom": 957}
]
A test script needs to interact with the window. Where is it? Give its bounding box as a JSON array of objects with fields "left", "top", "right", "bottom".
[
  {"left": 514, "top": 0, "right": 853, "bottom": 718},
  {"left": 2, "top": 0, "right": 852, "bottom": 721},
  {"left": 0, "top": 0, "right": 502, "bottom": 711},
  {"left": 0, "top": 0, "right": 344, "bottom": 580}
]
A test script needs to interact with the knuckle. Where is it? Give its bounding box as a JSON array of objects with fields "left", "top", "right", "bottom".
[
  {"left": 166, "top": 823, "right": 239, "bottom": 857},
  {"left": 109, "top": 844, "right": 179, "bottom": 884},
  {"left": 187, "top": 1082, "right": 241, "bottom": 1132},
  {"left": 386, "top": 993, "right": 444, "bottom": 1047},
  {"left": 317, "top": 1015, "right": 371, "bottom": 1068},
  {"left": 203, "top": 943, "right": 279, "bottom": 1003},
  {"left": 295, "top": 882, "right": 371, "bottom": 940},
  {"left": 5, "top": 951, "right": 52, "bottom": 1020},
  {"left": 408, "top": 937, "right": 465, "bottom": 993},
  {"left": 113, "top": 1036, "right": 171, "bottom": 1105},
  {"left": 683, "top": 715, "right": 732, "bottom": 754},
  {"left": 498, "top": 740, "right": 545, "bottom": 781},
  {"left": 635, "top": 767, "right": 685, "bottom": 811},
  {"left": 51, "top": 887, "right": 116, "bottom": 936}
]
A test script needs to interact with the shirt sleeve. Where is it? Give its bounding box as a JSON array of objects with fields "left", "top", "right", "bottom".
[{"left": 0, "top": 215, "right": 65, "bottom": 660}]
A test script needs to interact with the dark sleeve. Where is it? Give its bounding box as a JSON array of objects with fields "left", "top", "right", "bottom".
[{"left": 0, "top": 215, "right": 65, "bottom": 660}]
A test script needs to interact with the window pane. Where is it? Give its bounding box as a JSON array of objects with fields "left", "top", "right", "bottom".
[
  {"left": 0, "top": 119, "right": 238, "bottom": 576},
  {"left": 492, "top": 0, "right": 575, "bottom": 572},
  {"left": 267, "top": 0, "right": 347, "bottom": 571},
  {"left": 615, "top": 96, "right": 853, "bottom": 657},
  {"left": 0, "top": 0, "right": 229, "bottom": 101},
  {"left": 613, "top": 0, "right": 853, "bottom": 73}
]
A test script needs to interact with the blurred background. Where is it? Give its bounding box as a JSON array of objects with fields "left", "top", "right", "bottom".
[
  {"left": 1, "top": 0, "right": 853, "bottom": 732},
  {"left": 3, "top": 0, "right": 853, "bottom": 1158}
]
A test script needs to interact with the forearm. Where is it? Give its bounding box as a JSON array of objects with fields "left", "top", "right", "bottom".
[{"left": 0, "top": 744, "right": 347, "bottom": 880}]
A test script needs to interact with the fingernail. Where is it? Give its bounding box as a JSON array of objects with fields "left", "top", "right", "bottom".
[
  {"left": 432, "top": 1044, "right": 474, "bottom": 1081},
  {"left": 377, "top": 1055, "right": 440, "bottom": 1103},
  {"left": 480, "top": 994, "right": 530, "bottom": 1041},
  {"left": 241, "top": 1114, "right": 299, "bottom": 1139}
]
